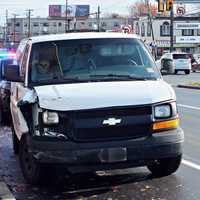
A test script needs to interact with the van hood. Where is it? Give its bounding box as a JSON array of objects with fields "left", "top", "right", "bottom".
[{"left": 33, "top": 80, "right": 175, "bottom": 111}]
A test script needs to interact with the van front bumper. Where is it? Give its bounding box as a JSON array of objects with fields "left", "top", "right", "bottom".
[{"left": 29, "top": 128, "right": 184, "bottom": 172}]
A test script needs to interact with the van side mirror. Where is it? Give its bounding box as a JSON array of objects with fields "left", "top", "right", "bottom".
[{"left": 4, "top": 64, "right": 23, "bottom": 82}]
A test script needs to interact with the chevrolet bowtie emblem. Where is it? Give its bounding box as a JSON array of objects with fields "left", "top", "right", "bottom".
[{"left": 103, "top": 118, "right": 122, "bottom": 126}]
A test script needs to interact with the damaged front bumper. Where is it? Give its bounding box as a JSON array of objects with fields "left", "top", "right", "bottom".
[{"left": 29, "top": 128, "right": 184, "bottom": 173}]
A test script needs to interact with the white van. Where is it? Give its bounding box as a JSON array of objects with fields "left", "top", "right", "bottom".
[{"left": 5, "top": 33, "right": 183, "bottom": 185}]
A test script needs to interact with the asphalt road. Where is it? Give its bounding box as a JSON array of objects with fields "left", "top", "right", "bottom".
[
  {"left": 0, "top": 74, "right": 200, "bottom": 200},
  {"left": 163, "top": 71, "right": 200, "bottom": 86}
]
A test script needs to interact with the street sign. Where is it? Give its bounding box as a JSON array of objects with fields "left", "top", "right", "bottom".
[
  {"left": 122, "top": 25, "right": 132, "bottom": 34},
  {"left": 175, "top": 23, "right": 200, "bottom": 29},
  {"left": 176, "top": 6, "right": 185, "bottom": 16}
]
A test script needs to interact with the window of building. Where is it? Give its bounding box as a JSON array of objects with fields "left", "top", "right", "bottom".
[
  {"left": 43, "top": 23, "right": 49, "bottom": 27},
  {"left": 88, "top": 22, "right": 93, "bottom": 27},
  {"left": 53, "top": 22, "right": 57, "bottom": 27},
  {"left": 24, "top": 23, "right": 27, "bottom": 27},
  {"left": 15, "top": 22, "right": 20, "bottom": 27},
  {"left": 113, "top": 21, "right": 120, "bottom": 27},
  {"left": 147, "top": 22, "right": 151, "bottom": 37},
  {"left": 58, "top": 22, "right": 62, "bottom": 27},
  {"left": 160, "top": 21, "right": 170, "bottom": 36},
  {"left": 135, "top": 22, "right": 140, "bottom": 35},
  {"left": 141, "top": 22, "right": 145, "bottom": 37},
  {"left": 182, "top": 29, "right": 194, "bottom": 36},
  {"left": 101, "top": 22, "right": 107, "bottom": 27},
  {"left": 197, "top": 29, "right": 200, "bottom": 36},
  {"left": 33, "top": 22, "right": 39, "bottom": 27}
]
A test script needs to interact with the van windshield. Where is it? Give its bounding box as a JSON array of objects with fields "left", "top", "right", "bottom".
[{"left": 29, "top": 38, "right": 160, "bottom": 84}]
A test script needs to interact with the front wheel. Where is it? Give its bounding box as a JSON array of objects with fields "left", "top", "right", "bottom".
[
  {"left": 147, "top": 155, "right": 182, "bottom": 177},
  {"left": 19, "top": 136, "right": 45, "bottom": 185}
]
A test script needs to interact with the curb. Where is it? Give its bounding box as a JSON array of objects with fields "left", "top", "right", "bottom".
[
  {"left": 0, "top": 182, "right": 16, "bottom": 200},
  {"left": 177, "top": 84, "right": 200, "bottom": 90}
]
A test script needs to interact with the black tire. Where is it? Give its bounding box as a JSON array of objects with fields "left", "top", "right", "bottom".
[
  {"left": 19, "top": 135, "right": 45, "bottom": 185},
  {"left": 185, "top": 70, "right": 190, "bottom": 75},
  {"left": 174, "top": 70, "right": 178, "bottom": 74},
  {"left": 147, "top": 155, "right": 182, "bottom": 177},
  {"left": 11, "top": 125, "right": 19, "bottom": 154}
]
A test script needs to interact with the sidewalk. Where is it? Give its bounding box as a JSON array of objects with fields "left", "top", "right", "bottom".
[
  {"left": 178, "top": 82, "right": 200, "bottom": 90},
  {"left": 0, "top": 127, "right": 16, "bottom": 200},
  {"left": 0, "top": 182, "right": 16, "bottom": 200}
]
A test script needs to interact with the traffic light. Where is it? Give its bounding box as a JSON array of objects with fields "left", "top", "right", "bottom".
[
  {"left": 158, "top": 0, "right": 164, "bottom": 12},
  {"left": 166, "top": 0, "right": 173, "bottom": 11}
]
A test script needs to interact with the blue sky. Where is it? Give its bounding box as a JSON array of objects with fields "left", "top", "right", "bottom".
[{"left": 0, "top": 0, "right": 134, "bottom": 25}]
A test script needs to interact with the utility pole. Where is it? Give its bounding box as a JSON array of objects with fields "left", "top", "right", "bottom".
[
  {"left": 97, "top": 6, "right": 100, "bottom": 32},
  {"left": 170, "top": 6, "right": 174, "bottom": 52},
  {"left": 65, "top": 0, "right": 68, "bottom": 32},
  {"left": 146, "top": 0, "right": 156, "bottom": 58},
  {"left": 26, "top": 9, "right": 33, "bottom": 37},
  {"left": 12, "top": 14, "right": 18, "bottom": 44},
  {"left": 5, "top": 10, "right": 8, "bottom": 44}
]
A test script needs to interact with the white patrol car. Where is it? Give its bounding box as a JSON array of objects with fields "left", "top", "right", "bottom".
[{"left": 4, "top": 32, "right": 184, "bottom": 185}]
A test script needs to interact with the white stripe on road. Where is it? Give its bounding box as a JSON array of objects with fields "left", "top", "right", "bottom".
[
  {"left": 182, "top": 159, "right": 200, "bottom": 171},
  {"left": 178, "top": 104, "right": 200, "bottom": 111}
]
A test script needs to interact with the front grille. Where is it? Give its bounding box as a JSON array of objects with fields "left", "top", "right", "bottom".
[
  {"left": 46, "top": 105, "right": 153, "bottom": 142},
  {"left": 74, "top": 124, "right": 151, "bottom": 142},
  {"left": 73, "top": 106, "right": 152, "bottom": 119}
]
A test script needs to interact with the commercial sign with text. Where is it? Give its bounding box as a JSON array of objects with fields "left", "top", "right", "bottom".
[
  {"left": 175, "top": 23, "right": 200, "bottom": 30},
  {"left": 176, "top": 36, "right": 200, "bottom": 43}
]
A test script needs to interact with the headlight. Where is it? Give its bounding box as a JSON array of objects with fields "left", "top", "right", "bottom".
[
  {"left": 153, "top": 102, "right": 179, "bottom": 131},
  {"left": 42, "top": 111, "right": 59, "bottom": 125},
  {"left": 154, "top": 104, "right": 171, "bottom": 118}
]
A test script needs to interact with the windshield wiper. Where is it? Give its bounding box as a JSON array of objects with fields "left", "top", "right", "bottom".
[
  {"left": 62, "top": 77, "right": 87, "bottom": 82},
  {"left": 90, "top": 74, "right": 152, "bottom": 81}
]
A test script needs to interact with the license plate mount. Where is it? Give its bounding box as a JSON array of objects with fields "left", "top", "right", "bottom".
[{"left": 99, "top": 147, "right": 127, "bottom": 163}]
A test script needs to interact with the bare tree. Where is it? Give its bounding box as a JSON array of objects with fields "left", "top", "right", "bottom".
[{"left": 128, "top": 1, "right": 157, "bottom": 18}]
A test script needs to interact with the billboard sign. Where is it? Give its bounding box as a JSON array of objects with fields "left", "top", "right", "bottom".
[
  {"left": 176, "top": 36, "right": 200, "bottom": 43},
  {"left": 76, "top": 5, "right": 90, "bottom": 18},
  {"left": 49, "top": 5, "right": 62, "bottom": 17},
  {"left": 49, "top": 5, "right": 90, "bottom": 18},
  {"left": 175, "top": 23, "right": 200, "bottom": 30}
]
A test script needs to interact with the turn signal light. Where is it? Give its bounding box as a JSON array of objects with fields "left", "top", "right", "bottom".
[{"left": 153, "top": 119, "right": 179, "bottom": 130}]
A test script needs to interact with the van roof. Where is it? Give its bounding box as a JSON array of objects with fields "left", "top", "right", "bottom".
[{"left": 28, "top": 32, "right": 140, "bottom": 44}]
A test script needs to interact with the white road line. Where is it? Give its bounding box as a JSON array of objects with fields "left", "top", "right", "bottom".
[
  {"left": 182, "top": 159, "right": 200, "bottom": 171},
  {"left": 178, "top": 104, "right": 200, "bottom": 111}
]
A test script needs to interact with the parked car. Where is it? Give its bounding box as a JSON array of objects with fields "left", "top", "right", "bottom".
[
  {"left": 0, "top": 58, "right": 15, "bottom": 124},
  {"left": 157, "top": 52, "right": 191, "bottom": 74},
  {"left": 191, "top": 54, "right": 200, "bottom": 72},
  {"left": 4, "top": 33, "right": 183, "bottom": 185}
]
